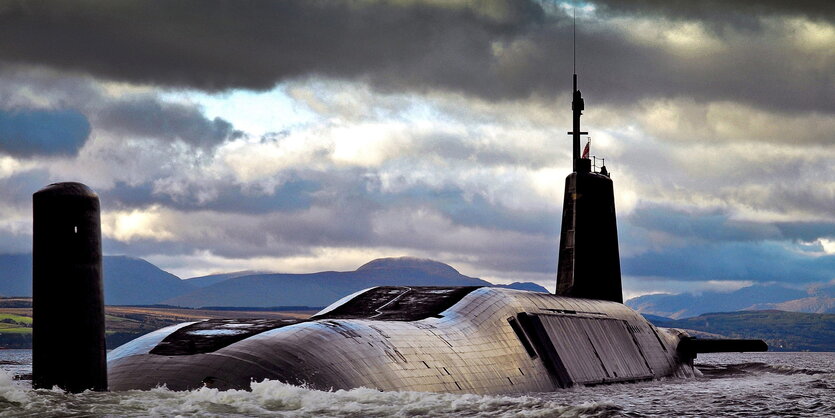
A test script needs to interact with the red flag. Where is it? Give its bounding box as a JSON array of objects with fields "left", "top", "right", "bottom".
[{"left": 581, "top": 142, "right": 590, "bottom": 159}]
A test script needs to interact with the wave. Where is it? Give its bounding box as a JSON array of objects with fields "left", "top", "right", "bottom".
[
  {"left": 0, "top": 370, "right": 620, "bottom": 417},
  {"left": 697, "top": 362, "right": 830, "bottom": 378}
]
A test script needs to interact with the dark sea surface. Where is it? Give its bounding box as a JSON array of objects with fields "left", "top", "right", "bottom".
[{"left": 0, "top": 350, "right": 831, "bottom": 417}]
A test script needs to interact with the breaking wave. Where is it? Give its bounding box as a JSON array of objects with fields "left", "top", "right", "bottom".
[
  {"left": 0, "top": 352, "right": 832, "bottom": 417},
  {"left": 697, "top": 362, "right": 830, "bottom": 378},
  {"left": 0, "top": 370, "right": 619, "bottom": 418}
]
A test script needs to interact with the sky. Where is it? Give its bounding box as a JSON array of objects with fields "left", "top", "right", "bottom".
[{"left": 0, "top": 0, "right": 833, "bottom": 299}]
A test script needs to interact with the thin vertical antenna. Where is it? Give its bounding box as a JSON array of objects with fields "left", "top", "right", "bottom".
[
  {"left": 573, "top": 6, "right": 576, "bottom": 74},
  {"left": 568, "top": 2, "right": 586, "bottom": 172}
]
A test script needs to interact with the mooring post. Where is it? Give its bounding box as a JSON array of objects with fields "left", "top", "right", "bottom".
[{"left": 32, "top": 182, "right": 107, "bottom": 392}]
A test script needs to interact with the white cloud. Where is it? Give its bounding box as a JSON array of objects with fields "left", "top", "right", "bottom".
[
  {"left": 103, "top": 206, "right": 175, "bottom": 242},
  {"left": 616, "top": 17, "right": 726, "bottom": 57},
  {"left": 820, "top": 239, "right": 835, "bottom": 255}
]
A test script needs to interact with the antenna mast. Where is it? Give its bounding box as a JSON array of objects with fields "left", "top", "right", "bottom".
[{"left": 568, "top": 5, "right": 586, "bottom": 172}]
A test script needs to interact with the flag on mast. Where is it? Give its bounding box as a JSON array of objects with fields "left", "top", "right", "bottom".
[{"left": 581, "top": 140, "right": 590, "bottom": 159}]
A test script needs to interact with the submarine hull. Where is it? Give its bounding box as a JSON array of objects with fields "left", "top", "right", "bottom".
[{"left": 108, "top": 287, "right": 695, "bottom": 393}]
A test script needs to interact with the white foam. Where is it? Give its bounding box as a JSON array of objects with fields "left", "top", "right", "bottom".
[
  {"left": 1, "top": 352, "right": 832, "bottom": 417},
  {"left": 110, "top": 380, "right": 579, "bottom": 417},
  {"left": 0, "top": 369, "right": 30, "bottom": 404}
]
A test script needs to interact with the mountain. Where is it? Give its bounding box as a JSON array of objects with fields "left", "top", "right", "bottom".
[
  {"left": 184, "top": 271, "right": 270, "bottom": 288},
  {"left": 643, "top": 310, "right": 835, "bottom": 352},
  {"left": 748, "top": 297, "right": 835, "bottom": 314},
  {"left": 0, "top": 254, "right": 194, "bottom": 305},
  {"left": 626, "top": 284, "right": 810, "bottom": 319},
  {"left": 0, "top": 253, "right": 547, "bottom": 307},
  {"left": 494, "top": 282, "right": 550, "bottom": 292},
  {"left": 640, "top": 313, "right": 674, "bottom": 323},
  {"left": 0, "top": 254, "right": 32, "bottom": 297},
  {"left": 746, "top": 283, "right": 835, "bottom": 314},
  {"left": 103, "top": 256, "right": 195, "bottom": 305},
  {"left": 167, "top": 256, "right": 547, "bottom": 308}
]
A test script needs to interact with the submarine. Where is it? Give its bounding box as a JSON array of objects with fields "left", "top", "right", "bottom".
[
  {"left": 100, "top": 73, "right": 767, "bottom": 393},
  {"left": 30, "top": 72, "right": 766, "bottom": 394}
]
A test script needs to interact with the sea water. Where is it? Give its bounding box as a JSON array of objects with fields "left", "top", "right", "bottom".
[{"left": 0, "top": 350, "right": 832, "bottom": 417}]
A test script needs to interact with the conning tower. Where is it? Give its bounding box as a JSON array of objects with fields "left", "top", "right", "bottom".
[{"left": 555, "top": 74, "right": 622, "bottom": 303}]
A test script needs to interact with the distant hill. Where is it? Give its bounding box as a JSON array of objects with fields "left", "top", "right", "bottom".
[
  {"left": 748, "top": 297, "right": 835, "bottom": 313},
  {"left": 0, "top": 254, "right": 194, "bottom": 305},
  {"left": 0, "top": 254, "right": 546, "bottom": 307},
  {"left": 0, "top": 255, "right": 32, "bottom": 297},
  {"left": 103, "top": 256, "right": 195, "bottom": 305},
  {"left": 644, "top": 310, "right": 835, "bottom": 352},
  {"left": 640, "top": 313, "right": 673, "bottom": 323},
  {"left": 167, "top": 257, "right": 548, "bottom": 308},
  {"left": 184, "top": 271, "right": 270, "bottom": 288},
  {"left": 494, "top": 282, "right": 549, "bottom": 292},
  {"left": 746, "top": 283, "right": 835, "bottom": 313},
  {"left": 626, "top": 285, "right": 813, "bottom": 319}
]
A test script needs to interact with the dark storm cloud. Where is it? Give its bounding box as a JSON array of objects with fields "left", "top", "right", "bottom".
[
  {"left": 774, "top": 222, "right": 835, "bottom": 242},
  {"left": 0, "top": 108, "right": 91, "bottom": 157},
  {"left": 0, "top": 0, "right": 829, "bottom": 113},
  {"left": 621, "top": 204, "right": 835, "bottom": 284},
  {"left": 102, "top": 177, "right": 319, "bottom": 214},
  {"left": 627, "top": 204, "right": 835, "bottom": 244},
  {"left": 96, "top": 96, "right": 242, "bottom": 148},
  {"left": 591, "top": 0, "right": 835, "bottom": 26},
  {"left": 0, "top": 0, "right": 543, "bottom": 92},
  {"left": 0, "top": 66, "right": 242, "bottom": 150},
  {"left": 622, "top": 241, "right": 835, "bottom": 284},
  {"left": 627, "top": 205, "right": 781, "bottom": 243}
]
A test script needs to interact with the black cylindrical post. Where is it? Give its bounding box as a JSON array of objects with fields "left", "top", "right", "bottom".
[{"left": 32, "top": 182, "right": 107, "bottom": 392}]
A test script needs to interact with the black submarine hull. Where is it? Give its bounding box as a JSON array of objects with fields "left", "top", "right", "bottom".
[{"left": 108, "top": 286, "right": 696, "bottom": 393}]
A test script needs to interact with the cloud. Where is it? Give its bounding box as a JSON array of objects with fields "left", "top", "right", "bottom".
[
  {"left": 0, "top": 169, "right": 52, "bottom": 253},
  {"left": 632, "top": 99, "right": 835, "bottom": 145},
  {"left": 626, "top": 205, "right": 782, "bottom": 244},
  {"left": 622, "top": 241, "right": 835, "bottom": 284},
  {"left": 0, "top": 9, "right": 830, "bottom": 296},
  {"left": 624, "top": 203, "right": 835, "bottom": 249},
  {"left": 95, "top": 96, "right": 243, "bottom": 148},
  {"left": 0, "top": 0, "right": 543, "bottom": 92},
  {"left": 618, "top": 203, "right": 835, "bottom": 287},
  {"left": 0, "top": 66, "right": 243, "bottom": 159},
  {"left": 0, "top": 0, "right": 830, "bottom": 115},
  {"left": 0, "top": 74, "right": 818, "bottom": 290},
  {"left": 102, "top": 176, "right": 319, "bottom": 214},
  {"left": 591, "top": 0, "right": 835, "bottom": 26},
  {"left": 98, "top": 202, "right": 558, "bottom": 278},
  {"left": 774, "top": 222, "right": 835, "bottom": 243},
  {"left": 0, "top": 108, "right": 91, "bottom": 157}
]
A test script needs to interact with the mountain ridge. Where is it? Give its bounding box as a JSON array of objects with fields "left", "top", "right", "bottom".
[
  {"left": 626, "top": 284, "right": 834, "bottom": 319},
  {"left": 0, "top": 254, "right": 194, "bottom": 305},
  {"left": 0, "top": 254, "right": 547, "bottom": 307},
  {"left": 166, "top": 256, "right": 545, "bottom": 308},
  {"left": 642, "top": 310, "right": 835, "bottom": 351}
]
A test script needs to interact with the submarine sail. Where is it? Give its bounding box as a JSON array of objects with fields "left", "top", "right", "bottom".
[{"left": 556, "top": 74, "right": 622, "bottom": 303}]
